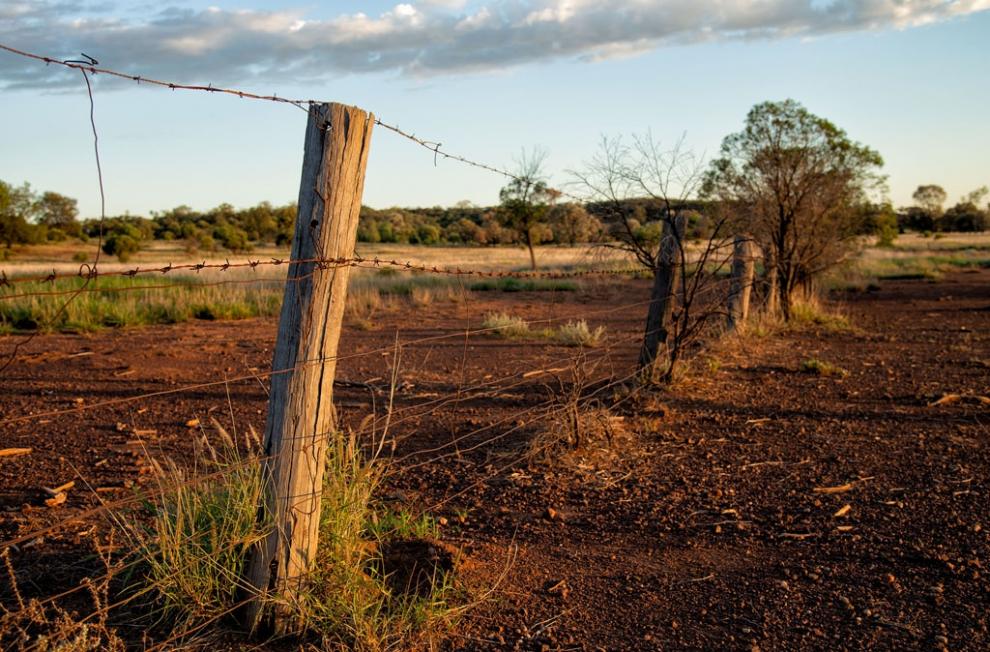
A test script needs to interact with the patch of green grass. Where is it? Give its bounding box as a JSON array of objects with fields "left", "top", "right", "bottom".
[
  {"left": 139, "top": 431, "right": 268, "bottom": 630},
  {"left": 469, "top": 278, "right": 578, "bottom": 292},
  {"left": 801, "top": 358, "right": 849, "bottom": 378},
  {"left": 0, "top": 275, "right": 283, "bottom": 332},
  {"left": 134, "top": 426, "right": 463, "bottom": 649}
]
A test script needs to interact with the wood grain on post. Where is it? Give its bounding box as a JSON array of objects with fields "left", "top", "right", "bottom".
[
  {"left": 244, "top": 102, "right": 374, "bottom": 633},
  {"left": 638, "top": 214, "right": 685, "bottom": 381},
  {"left": 727, "top": 235, "right": 756, "bottom": 330}
]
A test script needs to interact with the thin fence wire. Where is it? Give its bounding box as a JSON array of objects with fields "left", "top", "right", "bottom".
[
  {"left": 0, "top": 294, "right": 664, "bottom": 427},
  {"left": 0, "top": 42, "right": 585, "bottom": 202},
  {"left": 0, "top": 38, "right": 757, "bottom": 650}
]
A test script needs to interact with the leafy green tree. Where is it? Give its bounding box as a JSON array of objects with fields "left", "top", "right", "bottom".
[
  {"left": 102, "top": 231, "right": 141, "bottom": 262},
  {"left": 550, "top": 202, "right": 604, "bottom": 245},
  {"left": 0, "top": 180, "right": 38, "bottom": 247},
  {"left": 703, "top": 99, "right": 885, "bottom": 318},
  {"left": 941, "top": 187, "right": 989, "bottom": 232},
  {"left": 856, "top": 201, "right": 899, "bottom": 247},
  {"left": 35, "top": 191, "right": 81, "bottom": 238},
  {"left": 912, "top": 185, "right": 947, "bottom": 219},
  {"left": 498, "top": 149, "right": 555, "bottom": 270}
]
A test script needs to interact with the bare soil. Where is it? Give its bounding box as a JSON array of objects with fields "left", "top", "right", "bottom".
[{"left": 1, "top": 271, "right": 988, "bottom": 651}]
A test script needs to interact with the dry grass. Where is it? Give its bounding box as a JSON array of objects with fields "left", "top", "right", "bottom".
[
  {"left": 1, "top": 544, "right": 124, "bottom": 651},
  {"left": 482, "top": 313, "right": 607, "bottom": 347},
  {"left": 555, "top": 320, "right": 606, "bottom": 347},
  {"left": 801, "top": 358, "right": 850, "bottom": 378},
  {"left": 482, "top": 313, "right": 534, "bottom": 339}
]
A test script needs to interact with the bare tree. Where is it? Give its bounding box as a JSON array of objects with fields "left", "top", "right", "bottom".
[{"left": 571, "top": 133, "right": 734, "bottom": 383}]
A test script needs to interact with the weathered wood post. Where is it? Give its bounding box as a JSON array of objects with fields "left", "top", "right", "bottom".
[
  {"left": 638, "top": 213, "right": 685, "bottom": 382},
  {"left": 726, "top": 235, "right": 756, "bottom": 330},
  {"left": 764, "top": 245, "right": 779, "bottom": 317},
  {"left": 245, "top": 102, "right": 374, "bottom": 632}
]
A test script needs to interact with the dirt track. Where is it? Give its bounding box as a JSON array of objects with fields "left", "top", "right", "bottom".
[{"left": 1, "top": 271, "right": 988, "bottom": 650}]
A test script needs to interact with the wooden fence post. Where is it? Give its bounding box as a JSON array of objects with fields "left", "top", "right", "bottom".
[
  {"left": 245, "top": 102, "right": 374, "bottom": 633},
  {"left": 638, "top": 213, "right": 685, "bottom": 382},
  {"left": 726, "top": 235, "right": 756, "bottom": 330},
  {"left": 764, "top": 245, "right": 779, "bottom": 317}
]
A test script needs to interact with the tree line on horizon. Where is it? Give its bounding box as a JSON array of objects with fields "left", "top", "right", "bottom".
[
  {"left": 1, "top": 108, "right": 987, "bottom": 264},
  {"left": 2, "top": 183, "right": 983, "bottom": 259}
]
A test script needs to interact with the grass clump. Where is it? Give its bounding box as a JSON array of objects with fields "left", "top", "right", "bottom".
[
  {"left": 346, "top": 287, "right": 386, "bottom": 329},
  {"left": 801, "top": 358, "right": 850, "bottom": 378},
  {"left": 554, "top": 320, "right": 606, "bottom": 347},
  {"left": 135, "top": 425, "right": 461, "bottom": 650},
  {"left": 482, "top": 313, "right": 607, "bottom": 347},
  {"left": 139, "top": 427, "right": 268, "bottom": 630},
  {"left": 482, "top": 312, "right": 534, "bottom": 339},
  {"left": 787, "top": 300, "right": 853, "bottom": 333},
  {"left": 0, "top": 275, "right": 282, "bottom": 332}
]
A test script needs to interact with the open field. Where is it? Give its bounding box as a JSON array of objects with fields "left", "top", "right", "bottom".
[{"left": 1, "top": 255, "right": 989, "bottom": 649}]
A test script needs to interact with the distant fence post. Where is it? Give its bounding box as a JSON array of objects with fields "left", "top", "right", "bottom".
[
  {"left": 726, "top": 235, "right": 756, "bottom": 330},
  {"left": 764, "top": 245, "right": 779, "bottom": 317},
  {"left": 245, "top": 102, "right": 374, "bottom": 633},
  {"left": 638, "top": 213, "right": 685, "bottom": 382}
]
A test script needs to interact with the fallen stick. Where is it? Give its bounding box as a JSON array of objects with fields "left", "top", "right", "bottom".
[
  {"left": 0, "top": 448, "right": 32, "bottom": 458},
  {"left": 43, "top": 480, "right": 76, "bottom": 497},
  {"left": 743, "top": 460, "right": 784, "bottom": 469},
  {"left": 814, "top": 482, "right": 856, "bottom": 495},
  {"left": 781, "top": 532, "right": 818, "bottom": 540}
]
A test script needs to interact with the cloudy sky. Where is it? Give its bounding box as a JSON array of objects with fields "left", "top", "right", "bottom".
[{"left": 1, "top": 0, "right": 988, "bottom": 216}]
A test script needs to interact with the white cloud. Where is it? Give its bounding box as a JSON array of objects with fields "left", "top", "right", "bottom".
[{"left": 0, "top": 0, "right": 987, "bottom": 89}]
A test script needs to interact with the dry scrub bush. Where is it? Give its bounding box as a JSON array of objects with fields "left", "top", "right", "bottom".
[
  {"left": 483, "top": 313, "right": 607, "bottom": 347},
  {"left": 482, "top": 312, "right": 532, "bottom": 339},
  {"left": 555, "top": 320, "right": 606, "bottom": 347},
  {"left": 1, "top": 545, "right": 124, "bottom": 652},
  {"left": 528, "top": 357, "right": 628, "bottom": 464}
]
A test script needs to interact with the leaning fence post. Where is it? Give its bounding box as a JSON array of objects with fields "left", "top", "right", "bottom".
[
  {"left": 638, "top": 213, "right": 686, "bottom": 382},
  {"left": 244, "top": 102, "right": 374, "bottom": 633},
  {"left": 726, "top": 234, "right": 756, "bottom": 330}
]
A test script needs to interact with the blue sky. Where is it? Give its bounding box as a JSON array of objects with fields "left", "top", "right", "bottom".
[{"left": 1, "top": 1, "right": 988, "bottom": 217}]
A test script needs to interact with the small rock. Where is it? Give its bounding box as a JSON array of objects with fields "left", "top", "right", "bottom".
[{"left": 544, "top": 507, "right": 565, "bottom": 522}]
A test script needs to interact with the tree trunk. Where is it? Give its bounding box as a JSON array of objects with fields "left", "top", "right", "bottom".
[
  {"left": 638, "top": 214, "right": 685, "bottom": 382},
  {"left": 244, "top": 102, "right": 374, "bottom": 634},
  {"left": 525, "top": 228, "right": 538, "bottom": 271}
]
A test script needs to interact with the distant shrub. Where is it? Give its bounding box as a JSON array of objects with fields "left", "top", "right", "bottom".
[{"left": 101, "top": 233, "right": 140, "bottom": 262}]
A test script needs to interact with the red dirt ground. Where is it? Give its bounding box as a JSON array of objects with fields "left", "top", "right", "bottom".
[{"left": 1, "top": 271, "right": 988, "bottom": 650}]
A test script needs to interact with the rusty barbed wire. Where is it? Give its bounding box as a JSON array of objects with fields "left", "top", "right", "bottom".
[
  {"left": 0, "top": 42, "right": 589, "bottom": 202},
  {"left": 0, "top": 294, "right": 662, "bottom": 427},
  {"left": 0, "top": 254, "right": 646, "bottom": 296},
  {"left": 0, "top": 59, "right": 109, "bottom": 374}
]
